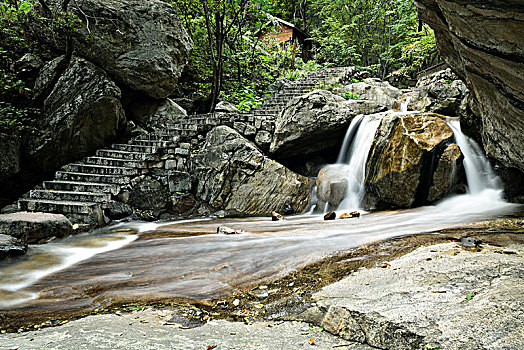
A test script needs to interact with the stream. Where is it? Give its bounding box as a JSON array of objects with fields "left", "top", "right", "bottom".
[{"left": 0, "top": 111, "right": 520, "bottom": 323}]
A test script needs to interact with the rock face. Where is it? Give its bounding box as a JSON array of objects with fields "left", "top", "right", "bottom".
[
  {"left": 28, "top": 56, "right": 124, "bottom": 173},
  {"left": 125, "top": 97, "right": 187, "bottom": 129},
  {"left": 313, "top": 242, "right": 524, "bottom": 350},
  {"left": 344, "top": 78, "right": 402, "bottom": 109},
  {"left": 0, "top": 135, "right": 21, "bottom": 183},
  {"left": 0, "top": 234, "right": 27, "bottom": 260},
  {"left": 407, "top": 68, "right": 468, "bottom": 117},
  {"left": 415, "top": 0, "right": 524, "bottom": 172},
  {"left": 0, "top": 212, "right": 73, "bottom": 244},
  {"left": 270, "top": 90, "right": 385, "bottom": 159},
  {"left": 128, "top": 177, "right": 171, "bottom": 216},
  {"left": 47, "top": 0, "right": 193, "bottom": 99},
  {"left": 364, "top": 112, "right": 463, "bottom": 209},
  {"left": 191, "top": 126, "right": 314, "bottom": 215}
]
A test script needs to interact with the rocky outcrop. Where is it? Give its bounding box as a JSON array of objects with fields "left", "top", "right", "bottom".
[
  {"left": 269, "top": 90, "right": 385, "bottom": 159},
  {"left": 0, "top": 234, "right": 27, "bottom": 260},
  {"left": 191, "top": 126, "right": 314, "bottom": 215},
  {"left": 406, "top": 68, "right": 468, "bottom": 117},
  {"left": 125, "top": 97, "right": 187, "bottom": 129},
  {"left": 313, "top": 242, "right": 524, "bottom": 350},
  {"left": 415, "top": 0, "right": 524, "bottom": 172},
  {"left": 28, "top": 56, "right": 124, "bottom": 173},
  {"left": 215, "top": 101, "right": 240, "bottom": 113},
  {"left": 344, "top": 78, "right": 402, "bottom": 109},
  {"left": 364, "top": 112, "right": 463, "bottom": 209},
  {"left": 45, "top": 0, "right": 193, "bottom": 99},
  {"left": 0, "top": 212, "right": 72, "bottom": 244}
]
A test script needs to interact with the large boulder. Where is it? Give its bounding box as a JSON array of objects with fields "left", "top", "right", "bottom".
[
  {"left": 344, "top": 78, "right": 402, "bottom": 109},
  {"left": 269, "top": 90, "right": 385, "bottom": 159},
  {"left": 364, "top": 112, "right": 463, "bottom": 209},
  {"left": 415, "top": 0, "right": 524, "bottom": 172},
  {"left": 128, "top": 177, "right": 171, "bottom": 216},
  {"left": 0, "top": 212, "right": 73, "bottom": 244},
  {"left": 125, "top": 96, "right": 187, "bottom": 129},
  {"left": 28, "top": 56, "right": 124, "bottom": 173},
  {"left": 44, "top": 0, "right": 193, "bottom": 99},
  {"left": 404, "top": 69, "right": 468, "bottom": 117},
  {"left": 316, "top": 165, "right": 350, "bottom": 211},
  {"left": 190, "top": 126, "right": 314, "bottom": 215}
]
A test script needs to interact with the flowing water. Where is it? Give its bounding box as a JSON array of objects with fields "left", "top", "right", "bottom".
[
  {"left": 0, "top": 113, "right": 520, "bottom": 320},
  {"left": 335, "top": 114, "right": 381, "bottom": 211}
]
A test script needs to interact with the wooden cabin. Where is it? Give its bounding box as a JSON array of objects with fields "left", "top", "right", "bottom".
[{"left": 256, "top": 16, "right": 313, "bottom": 62}]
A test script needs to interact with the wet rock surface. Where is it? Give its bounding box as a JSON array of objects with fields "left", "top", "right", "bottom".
[
  {"left": 28, "top": 56, "right": 124, "bottom": 173},
  {"left": 270, "top": 90, "right": 385, "bottom": 159},
  {"left": 364, "top": 112, "right": 462, "bottom": 209},
  {"left": 312, "top": 242, "right": 524, "bottom": 350},
  {"left": 191, "top": 126, "right": 314, "bottom": 215},
  {"left": 316, "top": 165, "right": 349, "bottom": 210},
  {"left": 0, "top": 234, "right": 27, "bottom": 260},
  {"left": 0, "top": 212, "right": 72, "bottom": 244},
  {"left": 415, "top": 0, "right": 524, "bottom": 172}
]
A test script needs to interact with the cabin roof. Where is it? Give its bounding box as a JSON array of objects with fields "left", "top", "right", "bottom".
[{"left": 256, "top": 14, "right": 310, "bottom": 39}]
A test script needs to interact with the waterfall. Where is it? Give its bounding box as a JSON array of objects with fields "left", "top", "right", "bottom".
[
  {"left": 400, "top": 96, "right": 412, "bottom": 112},
  {"left": 446, "top": 118, "right": 501, "bottom": 195},
  {"left": 321, "top": 113, "right": 506, "bottom": 214},
  {"left": 336, "top": 114, "right": 381, "bottom": 211}
]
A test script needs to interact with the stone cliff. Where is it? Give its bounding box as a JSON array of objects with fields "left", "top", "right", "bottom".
[{"left": 415, "top": 0, "right": 524, "bottom": 172}]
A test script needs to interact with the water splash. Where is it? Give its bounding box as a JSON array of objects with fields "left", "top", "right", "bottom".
[
  {"left": 400, "top": 96, "right": 412, "bottom": 112},
  {"left": 446, "top": 119, "right": 500, "bottom": 194},
  {"left": 335, "top": 114, "right": 381, "bottom": 211}
]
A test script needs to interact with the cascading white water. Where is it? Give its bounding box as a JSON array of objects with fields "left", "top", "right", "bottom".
[
  {"left": 446, "top": 119, "right": 500, "bottom": 194},
  {"left": 335, "top": 114, "right": 381, "bottom": 211},
  {"left": 330, "top": 111, "right": 506, "bottom": 212},
  {"left": 400, "top": 96, "right": 412, "bottom": 112}
]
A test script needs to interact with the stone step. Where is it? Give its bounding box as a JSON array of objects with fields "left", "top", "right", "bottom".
[
  {"left": 56, "top": 171, "right": 131, "bottom": 185},
  {"left": 84, "top": 156, "right": 148, "bottom": 168},
  {"left": 111, "top": 144, "right": 158, "bottom": 153},
  {"left": 96, "top": 149, "right": 159, "bottom": 161},
  {"left": 18, "top": 199, "right": 101, "bottom": 215},
  {"left": 62, "top": 163, "right": 144, "bottom": 176},
  {"left": 135, "top": 134, "right": 179, "bottom": 142},
  {"left": 43, "top": 180, "right": 120, "bottom": 195},
  {"left": 30, "top": 190, "right": 111, "bottom": 203},
  {"left": 129, "top": 139, "right": 170, "bottom": 147}
]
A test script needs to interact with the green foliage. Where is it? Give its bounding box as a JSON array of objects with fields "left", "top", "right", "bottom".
[
  {"left": 340, "top": 90, "right": 361, "bottom": 100},
  {"left": 465, "top": 292, "right": 476, "bottom": 301},
  {"left": 0, "top": 0, "right": 38, "bottom": 137}
]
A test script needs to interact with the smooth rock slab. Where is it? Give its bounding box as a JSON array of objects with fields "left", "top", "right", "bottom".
[
  {"left": 0, "top": 212, "right": 72, "bottom": 244},
  {"left": 0, "top": 310, "right": 374, "bottom": 350},
  {"left": 312, "top": 243, "right": 524, "bottom": 350}
]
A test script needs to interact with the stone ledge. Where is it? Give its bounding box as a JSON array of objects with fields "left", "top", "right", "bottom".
[
  {"left": 311, "top": 242, "right": 524, "bottom": 350},
  {"left": 0, "top": 211, "right": 73, "bottom": 244}
]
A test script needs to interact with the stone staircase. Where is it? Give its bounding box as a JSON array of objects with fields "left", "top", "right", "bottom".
[
  {"left": 16, "top": 67, "right": 358, "bottom": 227},
  {"left": 251, "top": 67, "right": 356, "bottom": 116}
]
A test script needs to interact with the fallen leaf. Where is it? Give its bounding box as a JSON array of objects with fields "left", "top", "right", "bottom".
[
  {"left": 309, "top": 338, "right": 315, "bottom": 345},
  {"left": 207, "top": 345, "right": 217, "bottom": 350}
]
